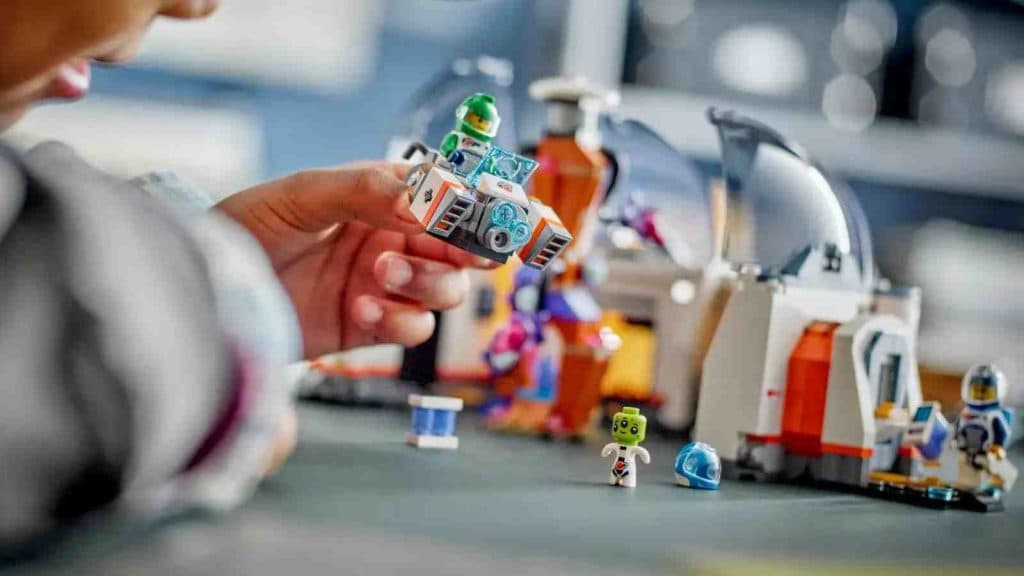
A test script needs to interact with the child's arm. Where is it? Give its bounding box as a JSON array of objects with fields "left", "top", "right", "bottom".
[{"left": 0, "top": 142, "right": 296, "bottom": 545}]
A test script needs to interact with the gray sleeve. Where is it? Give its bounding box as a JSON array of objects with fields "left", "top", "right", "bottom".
[
  {"left": 130, "top": 170, "right": 302, "bottom": 512},
  {"left": 0, "top": 142, "right": 236, "bottom": 544}
]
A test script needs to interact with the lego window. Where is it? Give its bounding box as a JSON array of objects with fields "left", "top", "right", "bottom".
[
  {"left": 913, "top": 405, "right": 934, "bottom": 423},
  {"left": 877, "top": 353, "right": 902, "bottom": 406},
  {"left": 468, "top": 146, "right": 539, "bottom": 188},
  {"left": 864, "top": 331, "right": 910, "bottom": 407},
  {"left": 709, "top": 109, "right": 871, "bottom": 281}
]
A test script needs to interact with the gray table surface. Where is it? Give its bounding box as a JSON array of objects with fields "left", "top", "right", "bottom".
[{"left": 7, "top": 403, "right": 1024, "bottom": 575}]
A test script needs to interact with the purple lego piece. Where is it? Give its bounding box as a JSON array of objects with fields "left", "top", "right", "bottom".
[{"left": 547, "top": 287, "right": 602, "bottom": 322}]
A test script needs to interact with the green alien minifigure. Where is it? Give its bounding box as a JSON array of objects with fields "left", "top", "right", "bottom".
[
  {"left": 439, "top": 92, "right": 501, "bottom": 176},
  {"left": 601, "top": 407, "right": 651, "bottom": 488}
]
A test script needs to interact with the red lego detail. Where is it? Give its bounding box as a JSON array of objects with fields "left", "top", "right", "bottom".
[
  {"left": 782, "top": 322, "right": 840, "bottom": 458},
  {"left": 746, "top": 434, "right": 782, "bottom": 444},
  {"left": 821, "top": 442, "right": 872, "bottom": 458}
]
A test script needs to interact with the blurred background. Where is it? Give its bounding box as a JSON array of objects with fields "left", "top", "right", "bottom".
[{"left": 6, "top": 0, "right": 1024, "bottom": 410}]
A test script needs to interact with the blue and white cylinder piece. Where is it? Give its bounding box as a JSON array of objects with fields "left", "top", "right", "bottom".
[{"left": 407, "top": 394, "right": 464, "bottom": 450}]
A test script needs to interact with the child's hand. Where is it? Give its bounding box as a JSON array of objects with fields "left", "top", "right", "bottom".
[{"left": 217, "top": 162, "right": 495, "bottom": 358}]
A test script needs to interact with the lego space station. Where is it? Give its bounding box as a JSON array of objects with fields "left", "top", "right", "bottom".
[{"left": 693, "top": 109, "right": 1011, "bottom": 510}]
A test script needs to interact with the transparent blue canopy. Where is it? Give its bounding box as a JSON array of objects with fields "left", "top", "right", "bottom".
[{"left": 708, "top": 108, "right": 875, "bottom": 287}]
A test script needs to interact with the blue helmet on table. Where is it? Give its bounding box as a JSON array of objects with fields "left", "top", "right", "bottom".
[{"left": 674, "top": 442, "right": 721, "bottom": 490}]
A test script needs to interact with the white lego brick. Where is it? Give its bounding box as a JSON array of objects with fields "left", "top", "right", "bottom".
[
  {"left": 753, "top": 295, "right": 804, "bottom": 440},
  {"left": 696, "top": 280, "right": 776, "bottom": 462},
  {"left": 406, "top": 433, "right": 459, "bottom": 450},
  {"left": 780, "top": 285, "right": 867, "bottom": 324},
  {"left": 822, "top": 314, "right": 911, "bottom": 451},
  {"left": 475, "top": 173, "right": 529, "bottom": 208},
  {"left": 758, "top": 285, "right": 864, "bottom": 438},
  {"left": 407, "top": 394, "right": 464, "bottom": 411},
  {"left": 408, "top": 166, "right": 467, "bottom": 227},
  {"left": 408, "top": 168, "right": 433, "bottom": 222}
]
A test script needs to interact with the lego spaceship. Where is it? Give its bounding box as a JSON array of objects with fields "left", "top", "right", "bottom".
[{"left": 403, "top": 143, "right": 572, "bottom": 271}]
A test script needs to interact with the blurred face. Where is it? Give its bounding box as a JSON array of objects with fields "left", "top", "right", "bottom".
[
  {"left": 969, "top": 382, "right": 997, "bottom": 403},
  {"left": 465, "top": 111, "right": 492, "bottom": 134},
  {"left": 0, "top": 0, "right": 218, "bottom": 130}
]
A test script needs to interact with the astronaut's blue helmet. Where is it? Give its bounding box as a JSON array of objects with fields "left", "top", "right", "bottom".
[{"left": 674, "top": 442, "right": 721, "bottom": 490}]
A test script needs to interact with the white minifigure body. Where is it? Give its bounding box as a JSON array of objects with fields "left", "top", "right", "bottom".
[
  {"left": 601, "top": 442, "right": 651, "bottom": 487},
  {"left": 955, "top": 365, "right": 1017, "bottom": 492},
  {"left": 444, "top": 132, "right": 491, "bottom": 176},
  {"left": 601, "top": 407, "right": 651, "bottom": 488}
]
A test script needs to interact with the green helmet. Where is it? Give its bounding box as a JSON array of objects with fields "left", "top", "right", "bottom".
[{"left": 455, "top": 93, "right": 501, "bottom": 141}]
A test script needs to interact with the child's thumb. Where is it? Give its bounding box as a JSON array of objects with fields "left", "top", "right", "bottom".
[{"left": 277, "top": 164, "right": 424, "bottom": 234}]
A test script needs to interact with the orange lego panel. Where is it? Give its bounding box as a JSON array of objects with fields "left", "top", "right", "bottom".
[
  {"left": 821, "top": 442, "right": 873, "bottom": 458},
  {"left": 550, "top": 261, "right": 584, "bottom": 290},
  {"left": 490, "top": 398, "right": 550, "bottom": 434},
  {"left": 519, "top": 219, "right": 549, "bottom": 261},
  {"left": 782, "top": 322, "right": 839, "bottom": 457},
  {"left": 529, "top": 136, "right": 609, "bottom": 247},
  {"left": 546, "top": 346, "right": 610, "bottom": 437},
  {"left": 549, "top": 317, "right": 600, "bottom": 346},
  {"left": 517, "top": 201, "right": 572, "bottom": 270}
]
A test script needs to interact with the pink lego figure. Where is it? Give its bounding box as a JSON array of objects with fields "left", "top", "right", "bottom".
[
  {"left": 482, "top": 267, "right": 557, "bottom": 430},
  {"left": 621, "top": 198, "right": 665, "bottom": 249}
]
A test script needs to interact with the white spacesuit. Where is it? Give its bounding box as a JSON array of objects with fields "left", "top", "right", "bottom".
[
  {"left": 955, "top": 364, "right": 1017, "bottom": 492},
  {"left": 601, "top": 443, "right": 651, "bottom": 488}
]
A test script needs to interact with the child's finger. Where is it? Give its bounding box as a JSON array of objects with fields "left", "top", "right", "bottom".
[
  {"left": 373, "top": 252, "right": 470, "bottom": 311},
  {"left": 280, "top": 165, "right": 424, "bottom": 234},
  {"left": 350, "top": 295, "right": 436, "bottom": 348},
  {"left": 341, "top": 160, "right": 412, "bottom": 181}
]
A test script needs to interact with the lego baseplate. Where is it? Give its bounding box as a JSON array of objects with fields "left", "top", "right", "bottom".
[
  {"left": 723, "top": 462, "right": 1005, "bottom": 513},
  {"left": 864, "top": 481, "right": 1005, "bottom": 512}
]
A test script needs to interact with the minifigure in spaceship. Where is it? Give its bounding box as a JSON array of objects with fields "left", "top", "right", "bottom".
[{"left": 439, "top": 93, "right": 501, "bottom": 177}]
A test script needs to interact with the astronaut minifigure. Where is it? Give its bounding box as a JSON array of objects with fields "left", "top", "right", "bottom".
[
  {"left": 601, "top": 407, "right": 651, "bottom": 488},
  {"left": 439, "top": 92, "right": 500, "bottom": 177},
  {"left": 955, "top": 364, "right": 1017, "bottom": 493}
]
